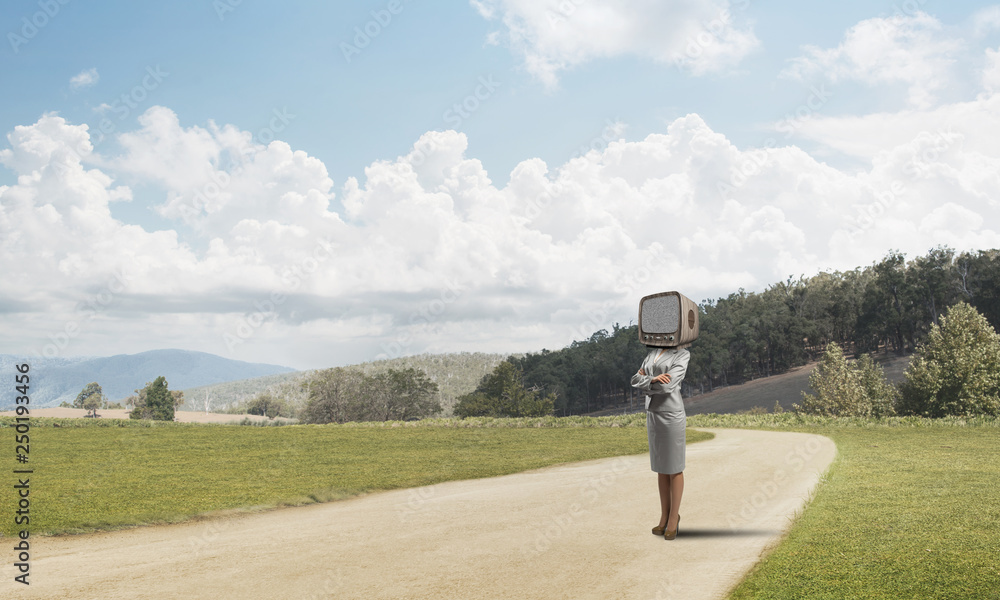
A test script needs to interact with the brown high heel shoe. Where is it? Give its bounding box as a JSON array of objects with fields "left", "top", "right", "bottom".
[
  {"left": 664, "top": 515, "right": 680, "bottom": 540},
  {"left": 653, "top": 505, "right": 671, "bottom": 535}
]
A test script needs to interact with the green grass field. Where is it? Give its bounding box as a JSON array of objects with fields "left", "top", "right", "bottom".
[
  {"left": 0, "top": 416, "right": 711, "bottom": 536},
  {"left": 687, "top": 413, "right": 1000, "bottom": 600}
]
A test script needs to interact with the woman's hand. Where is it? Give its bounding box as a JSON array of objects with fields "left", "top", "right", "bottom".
[{"left": 638, "top": 368, "right": 670, "bottom": 383}]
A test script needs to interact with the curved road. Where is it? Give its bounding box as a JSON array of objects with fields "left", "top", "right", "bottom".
[{"left": 5, "top": 428, "right": 836, "bottom": 599}]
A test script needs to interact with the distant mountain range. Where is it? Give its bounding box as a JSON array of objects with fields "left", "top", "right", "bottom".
[{"left": 0, "top": 350, "right": 296, "bottom": 409}]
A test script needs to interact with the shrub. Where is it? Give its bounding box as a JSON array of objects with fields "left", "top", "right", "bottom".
[
  {"left": 128, "top": 377, "right": 178, "bottom": 421},
  {"left": 855, "top": 354, "right": 898, "bottom": 417},
  {"left": 454, "top": 361, "right": 555, "bottom": 418},
  {"left": 245, "top": 392, "right": 293, "bottom": 419},
  {"left": 795, "top": 343, "right": 898, "bottom": 417},
  {"left": 898, "top": 302, "right": 1000, "bottom": 417}
]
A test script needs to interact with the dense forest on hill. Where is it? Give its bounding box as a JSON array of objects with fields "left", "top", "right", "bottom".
[{"left": 512, "top": 246, "right": 1000, "bottom": 416}]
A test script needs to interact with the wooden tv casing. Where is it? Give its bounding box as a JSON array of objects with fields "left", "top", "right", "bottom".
[{"left": 637, "top": 291, "right": 700, "bottom": 348}]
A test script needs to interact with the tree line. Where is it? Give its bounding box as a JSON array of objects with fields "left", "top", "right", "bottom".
[
  {"left": 299, "top": 367, "right": 441, "bottom": 424},
  {"left": 509, "top": 246, "right": 1000, "bottom": 416}
]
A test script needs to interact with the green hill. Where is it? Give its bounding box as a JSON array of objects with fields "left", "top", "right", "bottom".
[{"left": 180, "top": 351, "right": 511, "bottom": 416}]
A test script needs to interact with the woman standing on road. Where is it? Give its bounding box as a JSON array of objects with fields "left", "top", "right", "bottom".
[{"left": 631, "top": 346, "right": 690, "bottom": 540}]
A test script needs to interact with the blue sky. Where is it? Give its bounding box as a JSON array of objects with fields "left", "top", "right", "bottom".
[
  {"left": 5, "top": 0, "right": 970, "bottom": 190},
  {"left": 3, "top": 1, "right": 1000, "bottom": 370}
]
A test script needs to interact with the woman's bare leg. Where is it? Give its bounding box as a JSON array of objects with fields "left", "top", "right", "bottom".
[
  {"left": 657, "top": 473, "right": 670, "bottom": 528},
  {"left": 667, "top": 472, "right": 684, "bottom": 531}
]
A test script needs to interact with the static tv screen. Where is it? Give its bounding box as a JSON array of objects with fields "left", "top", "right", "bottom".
[
  {"left": 638, "top": 291, "right": 699, "bottom": 347},
  {"left": 640, "top": 293, "right": 680, "bottom": 334}
]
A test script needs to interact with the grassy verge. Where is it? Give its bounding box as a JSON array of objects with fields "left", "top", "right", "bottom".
[
  {"left": 684, "top": 413, "right": 1000, "bottom": 600},
  {"left": 0, "top": 416, "right": 712, "bottom": 536}
]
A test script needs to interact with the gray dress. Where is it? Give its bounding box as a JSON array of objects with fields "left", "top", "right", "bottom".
[{"left": 630, "top": 348, "right": 690, "bottom": 474}]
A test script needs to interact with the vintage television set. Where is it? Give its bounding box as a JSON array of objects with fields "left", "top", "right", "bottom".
[{"left": 637, "top": 291, "right": 699, "bottom": 348}]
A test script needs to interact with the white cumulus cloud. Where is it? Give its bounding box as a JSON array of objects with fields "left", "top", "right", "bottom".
[
  {"left": 2, "top": 105, "right": 999, "bottom": 368},
  {"left": 782, "top": 12, "right": 962, "bottom": 109},
  {"left": 471, "top": 0, "right": 758, "bottom": 87},
  {"left": 972, "top": 5, "right": 1000, "bottom": 37},
  {"left": 983, "top": 46, "right": 1000, "bottom": 92},
  {"left": 69, "top": 68, "right": 99, "bottom": 90}
]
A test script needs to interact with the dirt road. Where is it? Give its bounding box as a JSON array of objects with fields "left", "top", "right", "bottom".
[{"left": 3, "top": 428, "right": 835, "bottom": 599}]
